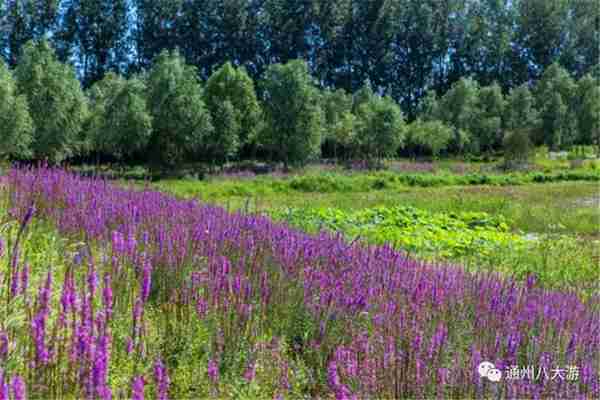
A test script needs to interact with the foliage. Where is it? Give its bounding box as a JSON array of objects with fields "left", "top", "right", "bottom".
[
  {"left": 2, "top": 167, "right": 598, "bottom": 400},
  {"left": 353, "top": 84, "right": 406, "bottom": 163},
  {"left": 438, "top": 77, "right": 479, "bottom": 153},
  {"left": 574, "top": 74, "right": 600, "bottom": 146},
  {"left": 472, "top": 83, "right": 505, "bottom": 152},
  {"left": 87, "top": 72, "right": 153, "bottom": 160},
  {"left": 534, "top": 63, "right": 577, "bottom": 149},
  {"left": 204, "top": 62, "right": 262, "bottom": 164},
  {"left": 146, "top": 49, "right": 213, "bottom": 168},
  {"left": 14, "top": 39, "right": 88, "bottom": 163},
  {"left": 407, "top": 119, "right": 453, "bottom": 157},
  {"left": 0, "top": 60, "right": 33, "bottom": 159},
  {"left": 260, "top": 60, "right": 323, "bottom": 168},
  {"left": 503, "top": 129, "right": 533, "bottom": 167}
]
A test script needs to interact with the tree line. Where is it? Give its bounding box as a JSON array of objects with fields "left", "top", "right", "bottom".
[
  {"left": 1, "top": 40, "right": 598, "bottom": 169},
  {"left": 1, "top": 0, "right": 598, "bottom": 117}
]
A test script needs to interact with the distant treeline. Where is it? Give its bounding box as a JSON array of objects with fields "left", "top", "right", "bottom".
[
  {"left": 0, "top": 40, "right": 599, "bottom": 168},
  {"left": 1, "top": 1, "right": 598, "bottom": 113}
]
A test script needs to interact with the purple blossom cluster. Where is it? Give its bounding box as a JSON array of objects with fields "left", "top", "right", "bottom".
[{"left": 1, "top": 166, "right": 599, "bottom": 399}]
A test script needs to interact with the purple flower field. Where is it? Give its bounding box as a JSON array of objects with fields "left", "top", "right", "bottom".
[{"left": 0, "top": 166, "right": 598, "bottom": 399}]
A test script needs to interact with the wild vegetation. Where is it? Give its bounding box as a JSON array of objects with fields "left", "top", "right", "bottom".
[
  {"left": 0, "top": 1, "right": 598, "bottom": 399},
  {"left": 0, "top": 167, "right": 598, "bottom": 400}
]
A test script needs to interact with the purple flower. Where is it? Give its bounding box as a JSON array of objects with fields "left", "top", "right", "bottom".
[
  {"left": 153, "top": 359, "right": 170, "bottom": 400},
  {"left": 141, "top": 258, "right": 152, "bottom": 303},
  {"left": 20, "top": 263, "right": 29, "bottom": 296},
  {"left": 243, "top": 361, "right": 256, "bottom": 382},
  {"left": 131, "top": 376, "right": 145, "bottom": 400},
  {"left": 0, "top": 237, "right": 4, "bottom": 258},
  {"left": 0, "top": 333, "right": 7, "bottom": 359},
  {"left": 327, "top": 360, "right": 340, "bottom": 388},
  {"left": 11, "top": 376, "right": 26, "bottom": 400},
  {"left": 207, "top": 359, "right": 219, "bottom": 384}
]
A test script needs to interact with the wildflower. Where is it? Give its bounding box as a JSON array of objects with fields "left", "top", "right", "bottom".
[
  {"left": 243, "top": 360, "right": 256, "bottom": 382},
  {"left": 153, "top": 359, "right": 170, "bottom": 400},
  {"left": 131, "top": 376, "right": 144, "bottom": 400},
  {"left": 141, "top": 258, "right": 152, "bottom": 303},
  {"left": 207, "top": 359, "right": 219, "bottom": 384},
  {"left": 11, "top": 376, "right": 25, "bottom": 400}
]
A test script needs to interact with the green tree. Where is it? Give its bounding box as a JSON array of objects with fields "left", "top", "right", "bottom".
[
  {"left": 260, "top": 59, "right": 323, "bottom": 169},
  {"left": 56, "top": 0, "right": 129, "bottom": 86},
  {"left": 146, "top": 50, "right": 213, "bottom": 168},
  {"left": 438, "top": 77, "right": 480, "bottom": 153},
  {"left": 503, "top": 128, "right": 533, "bottom": 167},
  {"left": 574, "top": 75, "right": 600, "bottom": 146},
  {"left": 472, "top": 83, "right": 505, "bottom": 152},
  {"left": 504, "top": 84, "right": 538, "bottom": 135},
  {"left": 0, "top": 60, "right": 33, "bottom": 159},
  {"left": 407, "top": 119, "right": 453, "bottom": 158},
  {"left": 354, "top": 89, "right": 406, "bottom": 165},
  {"left": 204, "top": 61, "right": 261, "bottom": 164},
  {"left": 534, "top": 63, "right": 577, "bottom": 147},
  {"left": 87, "top": 73, "right": 153, "bottom": 161},
  {"left": 15, "top": 39, "right": 88, "bottom": 163},
  {"left": 540, "top": 92, "right": 568, "bottom": 150},
  {"left": 321, "top": 88, "right": 354, "bottom": 161}
]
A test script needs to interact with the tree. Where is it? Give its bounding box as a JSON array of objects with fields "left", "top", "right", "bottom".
[
  {"left": 407, "top": 119, "right": 453, "bottom": 158},
  {"left": 503, "top": 128, "right": 533, "bottom": 168},
  {"left": 321, "top": 88, "right": 354, "bottom": 160},
  {"left": 15, "top": 39, "right": 88, "bottom": 163},
  {"left": 260, "top": 59, "right": 323, "bottom": 169},
  {"left": 354, "top": 88, "right": 406, "bottom": 165},
  {"left": 574, "top": 74, "right": 600, "bottom": 146},
  {"left": 146, "top": 50, "right": 213, "bottom": 168},
  {"left": 438, "top": 77, "right": 480, "bottom": 153},
  {"left": 0, "top": 60, "right": 33, "bottom": 159},
  {"left": 417, "top": 90, "right": 441, "bottom": 121},
  {"left": 204, "top": 61, "right": 261, "bottom": 164},
  {"left": 472, "top": 83, "right": 505, "bottom": 152},
  {"left": 87, "top": 73, "right": 153, "bottom": 161},
  {"left": 534, "top": 63, "right": 577, "bottom": 147},
  {"left": 540, "top": 92, "right": 568, "bottom": 150},
  {"left": 504, "top": 84, "right": 538, "bottom": 135},
  {"left": 56, "top": 0, "right": 129, "bottom": 86}
]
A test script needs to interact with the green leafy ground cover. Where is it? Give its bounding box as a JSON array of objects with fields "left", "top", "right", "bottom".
[{"left": 269, "top": 205, "right": 598, "bottom": 295}]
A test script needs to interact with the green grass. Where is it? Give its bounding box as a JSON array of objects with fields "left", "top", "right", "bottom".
[{"left": 155, "top": 180, "right": 599, "bottom": 237}]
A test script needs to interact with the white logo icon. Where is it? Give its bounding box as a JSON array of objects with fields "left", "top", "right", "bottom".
[{"left": 478, "top": 361, "right": 502, "bottom": 382}]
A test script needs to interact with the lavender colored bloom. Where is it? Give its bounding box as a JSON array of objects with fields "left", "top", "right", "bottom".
[
  {"left": 11, "top": 376, "right": 25, "bottom": 400},
  {"left": 153, "top": 359, "right": 170, "bottom": 400},
  {"left": 327, "top": 360, "right": 340, "bottom": 388},
  {"left": 0, "top": 237, "right": 4, "bottom": 258},
  {"left": 20, "top": 263, "right": 29, "bottom": 296},
  {"left": 207, "top": 359, "right": 219, "bottom": 384},
  {"left": 0, "top": 375, "right": 7, "bottom": 400},
  {"left": 243, "top": 361, "right": 256, "bottom": 382},
  {"left": 141, "top": 258, "right": 152, "bottom": 303},
  {"left": 0, "top": 333, "right": 7, "bottom": 359},
  {"left": 131, "top": 376, "right": 144, "bottom": 400}
]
